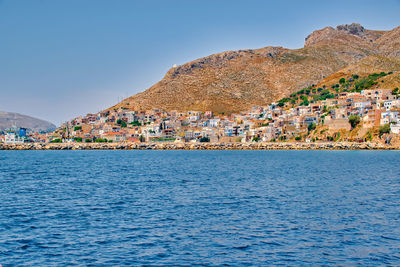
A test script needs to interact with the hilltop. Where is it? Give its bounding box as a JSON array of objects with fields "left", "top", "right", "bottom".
[
  {"left": 110, "top": 23, "right": 400, "bottom": 114},
  {"left": 0, "top": 111, "right": 56, "bottom": 132}
]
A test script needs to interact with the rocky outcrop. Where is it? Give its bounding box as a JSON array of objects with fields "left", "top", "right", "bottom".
[
  {"left": 304, "top": 23, "right": 383, "bottom": 47},
  {"left": 336, "top": 23, "right": 366, "bottom": 38}
]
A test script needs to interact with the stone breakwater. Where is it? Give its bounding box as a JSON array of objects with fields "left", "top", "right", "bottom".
[{"left": 0, "top": 142, "right": 398, "bottom": 150}]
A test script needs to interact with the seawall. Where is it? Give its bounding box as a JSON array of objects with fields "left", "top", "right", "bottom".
[{"left": 0, "top": 142, "right": 398, "bottom": 150}]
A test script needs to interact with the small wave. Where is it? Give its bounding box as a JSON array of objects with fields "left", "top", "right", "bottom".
[
  {"left": 233, "top": 244, "right": 251, "bottom": 250},
  {"left": 381, "top": 235, "right": 399, "bottom": 241},
  {"left": 261, "top": 241, "right": 283, "bottom": 246}
]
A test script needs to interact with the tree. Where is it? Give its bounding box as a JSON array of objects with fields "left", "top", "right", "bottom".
[
  {"left": 277, "top": 98, "right": 290, "bottom": 107},
  {"left": 308, "top": 123, "right": 316, "bottom": 132},
  {"left": 301, "top": 100, "right": 310, "bottom": 106},
  {"left": 252, "top": 136, "right": 260, "bottom": 142},
  {"left": 300, "top": 95, "right": 309, "bottom": 106},
  {"left": 199, "top": 136, "right": 210, "bottom": 142},
  {"left": 339, "top": 78, "right": 346, "bottom": 84},
  {"left": 74, "top": 126, "right": 82, "bottom": 131},
  {"left": 379, "top": 124, "right": 391, "bottom": 137},
  {"left": 348, "top": 115, "right": 361, "bottom": 129},
  {"left": 117, "top": 119, "right": 127, "bottom": 128},
  {"left": 139, "top": 135, "right": 145, "bottom": 142}
]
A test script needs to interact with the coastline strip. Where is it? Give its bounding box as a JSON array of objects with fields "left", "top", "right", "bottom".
[{"left": 0, "top": 142, "right": 397, "bottom": 150}]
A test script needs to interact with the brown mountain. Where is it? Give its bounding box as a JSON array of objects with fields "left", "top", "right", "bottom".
[{"left": 111, "top": 23, "right": 400, "bottom": 114}]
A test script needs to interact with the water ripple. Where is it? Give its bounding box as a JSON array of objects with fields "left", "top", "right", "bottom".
[{"left": 0, "top": 150, "right": 399, "bottom": 265}]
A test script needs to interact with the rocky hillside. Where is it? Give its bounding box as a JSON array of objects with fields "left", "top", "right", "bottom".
[
  {"left": 0, "top": 111, "right": 56, "bottom": 132},
  {"left": 111, "top": 23, "right": 400, "bottom": 114}
]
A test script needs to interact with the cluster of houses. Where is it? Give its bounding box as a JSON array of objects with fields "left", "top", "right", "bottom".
[
  {"left": 53, "top": 88, "right": 400, "bottom": 143},
  {"left": 323, "top": 89, "right": 400, "bottom": 134},
  {"left": 0, "top": 128, "right": 47, "bottom": 144},
  {"left": 1, "top": 88, "right": 399, "bottom": 144}
]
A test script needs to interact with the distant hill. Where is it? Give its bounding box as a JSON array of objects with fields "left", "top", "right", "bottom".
[
  {"left": 110, "top": 23, "right": 400, "bottom": 114},
  {"left": 0, "top": 111, "right": 56, "bottom": 132}
]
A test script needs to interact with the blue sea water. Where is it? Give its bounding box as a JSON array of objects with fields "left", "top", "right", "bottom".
[{"left": 0, "top": 150, "right": 400, "bottom": 266}]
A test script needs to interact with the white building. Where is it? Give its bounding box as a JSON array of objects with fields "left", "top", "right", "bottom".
[
  {"left": 381, "top": 111, "right": 399, "bottom": 125},
  {"left": 391, "top": 123, "right": 400, "bottom": 134},
  {"left": 384, "top": 100, "right": 400, "bottom": 111},
  {"left": 4, "top": 132, "right": 24, "bottom": 144}
]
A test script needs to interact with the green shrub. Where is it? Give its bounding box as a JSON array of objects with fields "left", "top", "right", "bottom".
[
  {"left": 364, "top": 131, "right": 372, "bottom": 142},
  {"left": 74, "top": 126, "right": 82, "bottom": 131},
  {"left": 379, "top": 124, "right": 391, "bottom": 137},
  {"left": 334, "top": 132, "right": 341, "bottom": 142},
  {"left": 300, "top": 95, "right": 308, "bottom": 101},
  {"left": 73, "top": 137, "right": 82, "bottom": 142},
  {"left": 152, "top": 137, "right": 176, "bottom": 142},
  {"left": 50, "top": 138, "right": 62, "bottom": 143},
  {"left": 130, "top": 121, "right": 142, "bottom": 126}
]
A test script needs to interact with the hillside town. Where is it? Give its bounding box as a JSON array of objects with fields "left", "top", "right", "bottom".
[{"left": 2, "top": 74, "right": 399, "bottom": 145}]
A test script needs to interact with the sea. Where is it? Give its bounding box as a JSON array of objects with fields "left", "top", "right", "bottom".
[{"left": 0, "top": 150, "right": 399, "bottom": 266}]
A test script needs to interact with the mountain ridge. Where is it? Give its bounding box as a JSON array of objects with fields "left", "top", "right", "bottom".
[
  {"left": 110, "top": 23, "right": 400, "bottom": 114},
  {"left": 0, "top": 111, "right": 56, "bottom": 132}
]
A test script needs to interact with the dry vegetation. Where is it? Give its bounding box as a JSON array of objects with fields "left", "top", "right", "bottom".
[{"left": 110, "top": 23, "right": 400, "bottom": 114}]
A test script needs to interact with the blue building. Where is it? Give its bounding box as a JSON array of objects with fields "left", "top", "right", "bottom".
[{"left": 19, "top": 128, "right": 27, "bottom": 137}]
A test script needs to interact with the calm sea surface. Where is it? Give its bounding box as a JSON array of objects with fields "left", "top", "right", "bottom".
[{"left": 0, "top": 150, "right": 400, "bottom": 266}]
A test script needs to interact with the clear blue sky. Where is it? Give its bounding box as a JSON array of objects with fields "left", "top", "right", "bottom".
[{"left": 1, "top": 0, "right": 399, "bottom": 125}]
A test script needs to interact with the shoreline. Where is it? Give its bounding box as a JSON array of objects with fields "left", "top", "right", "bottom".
[{"left": 0, "top": 142, "right": 398, "bottom": 150}]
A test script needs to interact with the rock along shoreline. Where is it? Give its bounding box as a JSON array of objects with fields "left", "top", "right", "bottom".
[{"left": 0, "top": 142, "right": 398, "bottom": 150}]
